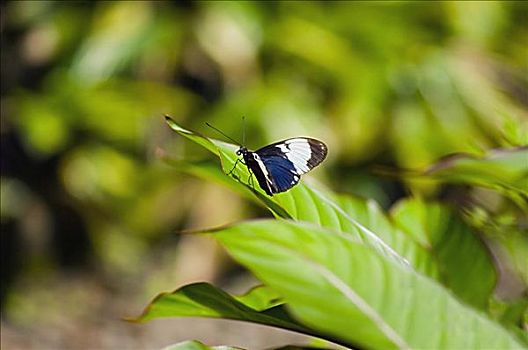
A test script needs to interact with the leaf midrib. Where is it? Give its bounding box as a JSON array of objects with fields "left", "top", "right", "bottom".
[{"left": 227, "top": 235, "right": 410, "bottom": 350}]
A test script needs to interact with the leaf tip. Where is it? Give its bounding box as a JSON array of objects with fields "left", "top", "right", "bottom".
[{"left": 164, "top": 114, "right": 175, "bottom": 125}]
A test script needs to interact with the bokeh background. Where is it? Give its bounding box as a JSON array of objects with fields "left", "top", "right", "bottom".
[{"left": 1, "top": 1, "right": 527, "bottom": 349}]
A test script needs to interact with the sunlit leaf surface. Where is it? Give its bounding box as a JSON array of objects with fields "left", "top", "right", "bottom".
[{"left": 215, "top": 220, "right": 524, "bottom": 350}]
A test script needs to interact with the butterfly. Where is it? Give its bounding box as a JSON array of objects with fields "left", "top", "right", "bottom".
[{"left": 206, "top": 122, "right": 327, "bottom": 196}]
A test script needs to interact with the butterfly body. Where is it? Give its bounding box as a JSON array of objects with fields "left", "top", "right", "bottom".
[{"left": 235, "top": 138, "right": 328, "bottom": 196}]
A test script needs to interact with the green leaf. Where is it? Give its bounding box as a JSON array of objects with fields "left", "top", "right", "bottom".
[
  {"left": 131, "top": 282, "right": 340, "bottom": 345},
  {"left": 267, "top": 184, "right": 413, "bottom": 269},
  {"left": 165, "top": 116, "right": 222, "bottom": 156},
  {"left": 391, "top": 198, "right": 497, "bottom": 309},
  {"left": 424, "top": 147, "right": 528, "bottom": 207},
  {"left": 215, "top": 219, "right": 524, "bottom": 350},
  {"left": 333, "top": 193, "right": 440, "bottom": 279}
]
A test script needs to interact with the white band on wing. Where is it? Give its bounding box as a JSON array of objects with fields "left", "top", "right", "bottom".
[
  {"left": 252, "top": 152, "right": 274, "bottom": 192},
  {"left": 276, "top": 138, "right": 312, "bottom": 174}
]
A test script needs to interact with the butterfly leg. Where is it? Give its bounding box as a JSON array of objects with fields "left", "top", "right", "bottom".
[{"left": 227, "top": 158, "right": 241, "bottom": 176}]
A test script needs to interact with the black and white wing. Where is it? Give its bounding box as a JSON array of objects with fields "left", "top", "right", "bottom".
[{"left": 255, "top": 138, "right": 327, "bottom": 194}]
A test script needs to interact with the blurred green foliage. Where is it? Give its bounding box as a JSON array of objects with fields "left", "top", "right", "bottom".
[{"left": 1, "top": 1, "right": 527, "bottom": 348}]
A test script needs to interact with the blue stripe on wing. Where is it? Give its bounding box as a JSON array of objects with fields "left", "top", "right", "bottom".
[{"left": 260, "top": 155, "right": 300, "bottom": 193}]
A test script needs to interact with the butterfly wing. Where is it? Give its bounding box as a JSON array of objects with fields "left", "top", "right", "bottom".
[
  {"left": 256, "top": 138, "right": 327, "bottom": 194},
  {"left": 256, "top": 154, "right": 301, "bottom": 193}
]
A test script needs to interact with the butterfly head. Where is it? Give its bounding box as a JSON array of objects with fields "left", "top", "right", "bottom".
[{"left": 236, "top": 146, "right": 248, "bottom": 157}]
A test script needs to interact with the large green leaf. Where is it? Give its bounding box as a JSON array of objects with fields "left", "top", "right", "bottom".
[
  {"left": 215, "top": 220, "right": 524, "bottom": 350},
  {"left": 270, "top": 184, "right": 415, "bottom": 266},
  {"left": 390, "top": 198, "right": 497, "bottom": 309},
  {"left": 333, "top": 195, "right": 440, "bottom": 279}
]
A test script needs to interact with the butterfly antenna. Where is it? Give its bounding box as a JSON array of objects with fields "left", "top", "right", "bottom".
[
  {"left": 242, "top": 116, "right": 246, "bottom": 146},
  {"left": 205, "top": 122, "right": 241, "bottom": 146}
]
